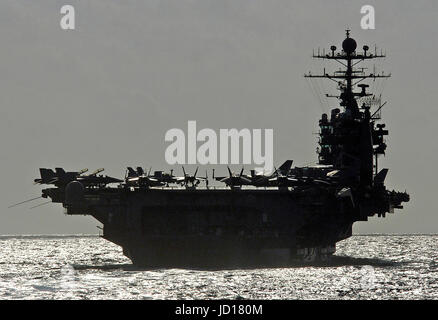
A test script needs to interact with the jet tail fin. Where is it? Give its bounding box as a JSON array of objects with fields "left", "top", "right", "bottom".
[
  {"left": 136, "top": 167, "right": 144, "bottom": 176},
  {"left": 55, "top": 168, "right": 66, "bottom": 176},
  {"left": 374, "top": 168, "right": 389, "bottom": 185},
  {"left": 40, "top": 168, "right": 56, "bottom": 182},
  {"left": 127, "top": 167, "right": 137, "bottom": 177},
  {"left": 278, "top": 160, "right": 293, "bottom": 175}
]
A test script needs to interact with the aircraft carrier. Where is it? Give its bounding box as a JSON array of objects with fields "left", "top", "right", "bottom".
[{"left": 24, "top": 31, "right": 409, "bottom": 267}]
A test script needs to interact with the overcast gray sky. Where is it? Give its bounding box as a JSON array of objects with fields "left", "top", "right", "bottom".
[{"left": 1, "top": 0, "right": 437, "bottom": 234}]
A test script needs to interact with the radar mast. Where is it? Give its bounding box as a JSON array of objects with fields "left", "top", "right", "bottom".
[
  {"left": 305, "top": 31, "right": 390, "bottom": 185},
  {"left": 305, "top": 30, "right": 389, "bottom": 115}
]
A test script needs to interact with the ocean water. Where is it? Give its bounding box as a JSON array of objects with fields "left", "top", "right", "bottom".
[{"left": 0, "top": 234, "right": 436, "bottom": 300}]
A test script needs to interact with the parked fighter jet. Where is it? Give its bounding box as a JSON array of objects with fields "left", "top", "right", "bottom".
[
  {"left": 149, "top": 170, "right": 177, "bottom": 184},
  {"left": 34, "top": 168, "right": 122, "bottom": 187},
  {"left": 178, "top": 167, "right": 207, "bottom": 188},
  {"left": 250, "top": 160, "right": 294, "bottom": 186},
  {"left": 214, "top": 167, "right": 252, "bottom": 189},
  {"left": 77, "top": 169, "right": 123, "bottom": 187},
  {"left": 125, "top": 167, "right": 165, "bottom": 188},
  {"left": 34, "top": 168, "right": 88, "bottom": 187}
]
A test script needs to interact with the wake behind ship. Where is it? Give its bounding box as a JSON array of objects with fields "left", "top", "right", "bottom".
[{"left": 19, "top": 31, "right": 409, "bottom": 267}]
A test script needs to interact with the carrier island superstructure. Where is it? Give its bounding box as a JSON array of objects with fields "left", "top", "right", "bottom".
[{"left": 28, "top": 31, "right": 409, "bottom": 266}]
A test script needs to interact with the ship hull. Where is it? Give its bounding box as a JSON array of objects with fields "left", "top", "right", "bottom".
[
  {"left": 117, "top": 235, "right": 340, "bottom": 268},
  {"left": 83, "top": 188, "right": 355, "bottom": 267}
]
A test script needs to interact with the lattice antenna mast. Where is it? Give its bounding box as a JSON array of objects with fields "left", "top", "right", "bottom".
[{"left": 305, "top": 30, "right": 390, "bottom": 115}]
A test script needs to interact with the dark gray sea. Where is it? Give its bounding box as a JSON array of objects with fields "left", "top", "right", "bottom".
[{"left": 0, "top": 234, "right": 436, "bottom": 300}]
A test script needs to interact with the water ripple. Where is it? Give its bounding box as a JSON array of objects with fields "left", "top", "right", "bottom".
[{"left": 0, "top": 235, "right": 436, "bottom": 299}]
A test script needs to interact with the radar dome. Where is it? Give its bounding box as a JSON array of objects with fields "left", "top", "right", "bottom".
[{"left": 342, "top": 37, "right": 357, "bottom": 54}]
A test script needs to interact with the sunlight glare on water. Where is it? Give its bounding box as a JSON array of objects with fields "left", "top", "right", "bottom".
[{"left": 0, "top": 235, "right": 437, "bottom": 299}]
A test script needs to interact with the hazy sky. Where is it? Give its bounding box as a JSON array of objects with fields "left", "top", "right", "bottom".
[{"left": 1, "top": 0, "right": 437, "bottom": 234}]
